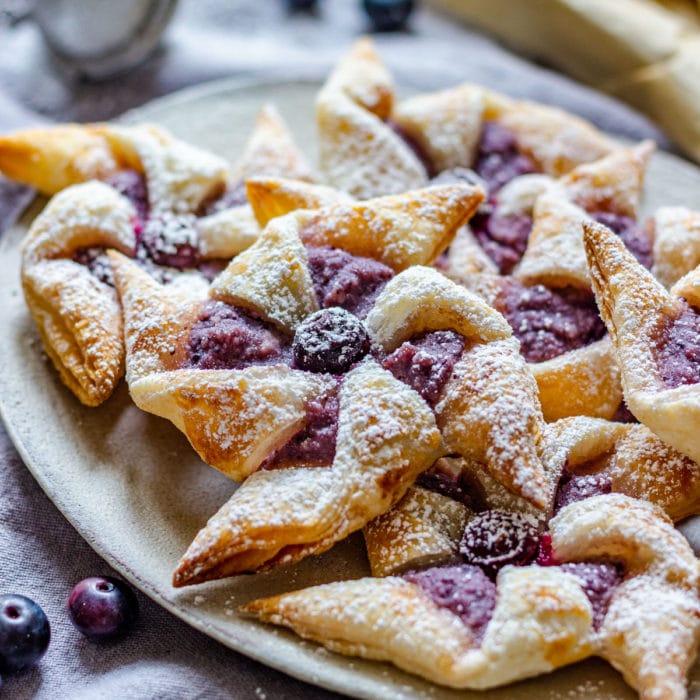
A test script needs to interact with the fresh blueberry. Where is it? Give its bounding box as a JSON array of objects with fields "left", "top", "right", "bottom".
[
  {"left": 68, "top": 577, "right": 139, "bottom": 641},
  {"left": 286, "top": 0, "right": 317, "bottom": 9},
  {"left": 0, "top": 594, "right": 50, "bottom": 672},
  {"left": 460, "top": 510, "right": 540, "bottom": 576},
  {"left": 292, "top": 307, "right": 370, "bottom": 374},
  {"left": 362, "top": 0, "right": 415, "bottom": 32}
]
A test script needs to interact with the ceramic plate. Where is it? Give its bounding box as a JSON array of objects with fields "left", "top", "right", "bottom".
[{"left": 2, "top": 78, "right": 700, "bottom": 700}]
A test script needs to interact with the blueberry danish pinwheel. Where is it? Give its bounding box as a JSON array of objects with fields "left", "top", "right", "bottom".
[
  {"left": 244, "top": 494, "right": 700, "bottom": 699},
  {"left": 12, "top": 108, "right": 312, "bottom": 405},
  {"left": 109, "top": 183, "right": 556, "bottom": 582}
]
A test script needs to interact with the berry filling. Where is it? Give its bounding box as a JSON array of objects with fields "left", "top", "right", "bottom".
[
  {"left": 200, "top": 182, "right": 249, "bottom": 216},
  {"left": 388, "top": 119, "right": 435, "bottom": 177},
  {"left": 474, "top": 121, "right": 537, "bottom": 195},
  {"left": 654, "top": 302, "right": 700, "bottom": 389},
  {"left": 138, "top": 213, "right": 199, "bottom": 269},
  {"left": 592, "top": 211, "right": 652, "bottom": 269},
  {"left": 306, "top": 245, "right": 395, "bottom": 319},
  {"left": 535, "top": 532, "right": 559, "bottom": 567},
  {"left": 498, "top": 280, "right": 606, "bottom": 363},
  {"left": 469, "top": 206, "right": 534, "bottom": 275},
  {"left": 188, "top": 301, "right": 290, "bottom": 370},
  {"left": 261, "top": 390, "right": 340, "bottom": 469},
  {"left": 416, "top": 463, "right": 486, "bottom": 511},
  {"left": 404, "top": 564, "right": 497, "bottom": 642},
  {"left": 559, "top": 562, "right": 624, "bottom": 629},
  {"left": 72, "top": 247, "right": 115, "bottom": 287},
  {"left": 381, "top": 330, "right": 465, "bottom": 406},
  {"left": 459, "top": 510, "right": 540, "bottom": 576},
  {"left": 292, "top": 307, "right": 370, "bottom": 375},
  {"left": 554, "top": 473, "right": 613, "bottom": 512},
  {"left": 104, "top": 169, "right": 149, "bottom": 224}
]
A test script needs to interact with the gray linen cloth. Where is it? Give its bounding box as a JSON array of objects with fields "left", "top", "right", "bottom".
[{"left": 0, "top": 1, "right": 667, "bottom": 698}]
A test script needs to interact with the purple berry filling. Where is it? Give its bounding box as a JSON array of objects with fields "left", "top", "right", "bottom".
[
  {"left": 474, "top": 121, "right": 537, "bottom": 194},
  {"left": 196, "top": 259, "right": 228, "bottom": 282},
  {"left": 387, "top": 119, "right": 435, "bottom": 177},
  {"left": 72, "top": 246, "right": 115, "bottom": 287},
  {"left": 188, "top": 301, "right": 290, "bottom": 370},
  {"left": 404, "top": 564, "right": 497, "bottom": 642},
  {"left": 201, "top": 182, "right": 249, "bottom": 216},
  {"left": 535, "top": 532, "right": 559, "bottom": 567},
  {"left": 261, "top": 390, "right": 340, "bottom": 469},
  {"left": 498, "top": 280, "right": 606, "bottom": 363},
  {"left": 554, "top": 473, "right": 613, "bottom": 512},
  {"left": 612, "top": 401, "right": 638, "bottom": 424},
  {"left": 292, "top": 307, "right": 370, "bottom": 375},
  {"left": 416, "top": 465, "right": 486, "bottom": 511},
  {"left": 104, "top": 169, "right": 149, "bottom": 223},
  {"left": 593, "top": 211, "right": 652, "bottom": 269},
  {"left": 655, "top": 303, "right": 700, "bottom": 389},
  {"left": 381, "top": 330, "right": 465, "bottom": 406},
  {"left": 459, "top": 510, "right": 540, "bottom": 576},
  {"left": 306, "top": 245, "right": 395, "bottom": 319},
  {"left": 559, "top": 562, "right": 624, "bottom": 629},
  {"left": 139, "top": 213, "right": 199, "bottom": 269},
  {"left": 470, "top": 207, "right": 533, "bottom": 275}
]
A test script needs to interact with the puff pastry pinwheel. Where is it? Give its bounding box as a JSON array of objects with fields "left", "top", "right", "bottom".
[
  {"left": 109, "top": 183, "right": 556, "bottom": 582},
  {"left": 441, "top": 143, "right": 656, "bottom": 422},
  {"left": 545, "top": 416, "right": 700, "bottom": 521},
  {"left": 584, "top": 219, "right": 700, "bottom": 465},
  {"left": 15, "top": 107, "right": 313, "bottom": 406},
  {"left": 316, "top": 37, "right": 616, "bottom": 211},
  {"left": 244, "top": 494, "right": 700, "bottom": 699}
]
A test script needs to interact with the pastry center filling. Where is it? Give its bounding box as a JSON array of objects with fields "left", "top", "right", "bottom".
[
  {"left": 655, "top": 302, "right": 700, "bottom": 389},
  {"left": 74, "top": 170, "right": 229, "bottom": 285},
  {"left": 403, "top": 565, "right": 497, "bottom": 643},
  {"left": 306, "top": 245, "right": 395, "bottom": 319},
  {"left": 187, "top": 301, "right": 291, "bottom": 370},
  {"left": 592, "top": 211, "right": 652, "bottom": 269},
  {"left": 261, "top": 390, "right": 341, "bottom": 470},
  {"left": 559, "top": 562, "right": 624, "bottom": 629},
  {"left": 470, "top": 207, "right": 533, "bottom": 275},
  {"left": 459, "top": 510, "right": 540, "bottom": 576},
  {"left": 498, "top": 280, "right": 606, "bottom": 363},
  {"left": 200, "top": 182, "right": 249, "bottom": 215},
  {"left": 380, "top": 330, "right": 466, "bottom": 406},
  {"left": 416, "top": 460, "right": 486, "bottom": 512},
  {"left": 474, "top": 121, "right": 537, "bottom": 194},
  {"left": 554, "top": 473, "right": 613, "bottom": 513}
]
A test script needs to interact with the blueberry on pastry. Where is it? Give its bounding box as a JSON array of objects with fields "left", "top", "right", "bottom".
[{"left": 244, "top": 494, "right": 700, "bottom": 698}]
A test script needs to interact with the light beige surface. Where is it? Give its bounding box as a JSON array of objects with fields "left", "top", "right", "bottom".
[
  {"left": 427, "top": 0, "right": 700, "bottom": 163},
  {"left": 1, "top": 79, "right": 700, "bottom": 699}
]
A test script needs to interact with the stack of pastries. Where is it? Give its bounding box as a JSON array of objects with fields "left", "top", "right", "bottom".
[{"left": 3, "top": 37, "right": 700, "bottom": 699}]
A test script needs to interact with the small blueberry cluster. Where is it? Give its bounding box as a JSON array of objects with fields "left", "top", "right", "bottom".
[{"left": 0, "top": 576, "right": 138, "bottom": 685}]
